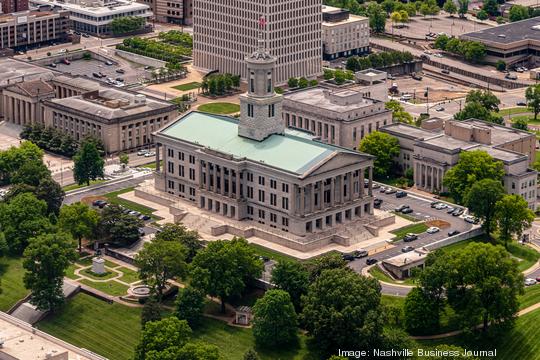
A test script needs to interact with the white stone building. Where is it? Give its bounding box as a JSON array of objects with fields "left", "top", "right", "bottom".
[{"left": 322, "top": 5, "right": 369, "bottom": 61}]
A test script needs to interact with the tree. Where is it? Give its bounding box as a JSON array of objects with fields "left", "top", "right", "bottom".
[
  {"left": 457, "top": 0, "right": 469, "bottom": 17},
  {"left": 111, "top": 16, "right": 145, "bottom": 35},
  {"left": 35, "top": 178, "right": 65, "bottom": 215},
  {"left": 525, "top": 84, "right": 540, "bottom": 121},
  {"left": 443, "top": 0, "right": 457, "bottom": 15},
  {"left": 190, "top": 238, "right": 263, "bottom": 313},
  {"left": 136, "top": 239, "right": 188, "bottom": 301},
  {"left": 382, "top": 0, "right": 396, "bottom": 14},
  {"left": 509, "top": 4, "right": 529, "bottom": 22},
  {"left": 243, "top": 349, "right": 259, "bottom": 360},
  {"left": 466, "top": 90, "right": 500, "bottom": 112},
  {"left": 73, "top": 140, "right": 104, "bottom": 186},
  {"left": 141, "top": 296, "right": 162, "bottom": 326},
  {"left": 323, "top": 68, "right": 335, "bottom": 80},
  {"left": 300, "top": 268, "right": 384, "bottom": 355},
  {"left": 512, "top": 118, "right": 529, "bottom": 131},
  {"left": 95, "top": 204, "right": 143, "bottom": 247},
  {"left": 119, "top": 153, "right": 129, "bottom": 167},
  {"left": 476, "top": 9, "right": 488, "bottom": 20},
  {"left": 11, "top": 159, "right": 51, "bottom": 187},
  {"left": 252, "top": 289, "right": 298, "bottom": 348},
  {"left": 305, "top": 252, "right": 347, "bottom": 282},
  {"left": 444, "top": 243, "right": 523, "bottom": 332},
  {"left": 154, "top": 223, "right": 202, "bottom": 262},
  {"left": 334, "top": 69, "right": 346, "bottom": 85},
  {"left": 287, "top": 77, "right": 299, "bottom": 88},
  {"left": 23, "top": 232, "right": 77, "bottom": 312},
  {"left": 134, "top": 317, "right": 220, "bottom": 360},
  {"left": 495, "top": 195, "right": 534, "bottom": 249},
  {"left": 298, "top": 77, "right": 309, "bottom": 88},
  {"left": 404, "top": 287, "right": 441, "bottom": 334},
  {"left": 368, "top": 5, "right": 387, "bottom": 33},
  {"left": 58, "top": 202, "right": 99, "bottom": 252},
  {"left": 462, "top": 41, "right": 487, "bottom": 63},
  {"left": 434, "top": 34, "right": 449, "bottom": 50},
  {"left": 271, "top": 260, "right": 309, "bottom": 311},
  {"left": 464, "top": 179, "right": 504, "bottom": 239},
  {"left": 454, "top": 101, "right": 502, "bottom": 124},
  {"left": 496, "top": 60, "right": 506, "bottom": 71},
  {"left": 0, "top": 193, "right": 51, "bottom": 254},
  {"left": 359, "top": 131, "right": 400, "bottom": 178},
  {"left": 443, "top": 150, "right": 504, "bottom": 204},
  {"left": 175, "top": 286, "right": 205, "bottom": 328},
  {"left": 385, "top": 100, "right": 413, "bottom": 124},
  {"left": 482, "top": 0, "right": 498, "bottom": 16},
  {"left": 390, "top": 11, "right": 402, "bottom": 32}
]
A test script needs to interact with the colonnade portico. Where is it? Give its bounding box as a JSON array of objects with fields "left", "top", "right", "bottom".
[{"left": 414, "top": 161, "right": 445, "bottom": 192}]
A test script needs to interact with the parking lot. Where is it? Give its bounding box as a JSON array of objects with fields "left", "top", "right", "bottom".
[
  {"left": 53, "top": 57, "right": 150, "bottom": 86},
  {"left": 349, "top": 183, "right": 473, "bottom": 273}
]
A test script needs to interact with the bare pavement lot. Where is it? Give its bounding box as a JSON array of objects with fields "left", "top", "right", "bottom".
[{"left": 387, "top": 14, "right": 492, "bottom": 39}]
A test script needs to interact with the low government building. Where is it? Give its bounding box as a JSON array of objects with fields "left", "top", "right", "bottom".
[
  {"left": 381, "top": 119, "right": 538, "bottom": 210},
  {"left": 282, "top": 80, "right": 391, "bottom": 149},
  {"left": 322, "top": 5, "right": 369, "bottom": 61},
  {"left": 148, "top": 37, "right": 392, "bottom": 252}
]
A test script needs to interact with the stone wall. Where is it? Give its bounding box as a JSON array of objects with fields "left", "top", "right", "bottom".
[{"left": 115, "top": 49, "right": 167, "bottom": 68}]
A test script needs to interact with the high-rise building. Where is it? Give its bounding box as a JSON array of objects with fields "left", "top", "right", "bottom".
[
  {"left": 0, "top": 0, "right": 28, "bottom": 14},
  {"left": 138, "top": 0, "right": 192, "bottom": 24},
  {"left": 193, "top": 0, "right": 322, "bottom": 85}
]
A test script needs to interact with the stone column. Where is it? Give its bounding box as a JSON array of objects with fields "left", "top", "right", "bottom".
[
  {"left": 198, "top": 161, "right": 203, "bottom": 188},
  {"left": 330, "top": 178, "right": 335, "bottom": 207},
  {"left": 319, "top": 181, "right": 324, "bottom": 210},
  {"left": 236, "top": 171, "right": 241, "bottom": 199},
  {"left": 360, "top": 169, "right": 365, "bottom": 197},
  {"left": 228, "top": 170, "right": 234, "bottom": 198},
  {"left": 220, "top": 166, "right": 225, "bottom": 195},
  {"left": 291, "top": 184, "right": 297, "bottom": 215},
  {"left": 368, "top": 167, "right": 373, "bottom": 196},
  {"left": 310, "top": 183, "right": 315, "bottom": 213},
  {"left": 205, "top": 162, "right": 211, "bottom": 190},
  {"left": 348, "top": 172, "right": 353, "bottom": 201},
  {"left": 155, "top": 143, "right": 161, "bottom": 172},
  {"left": 299, "top": 186, "right": 305, "bottom": 216}
]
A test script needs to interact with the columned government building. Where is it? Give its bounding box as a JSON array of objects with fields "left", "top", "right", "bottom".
[
  {"left": 192, "top": 0, "right": 322, "bottom": 84},
  {"left": 154, "top": 37, "right": 376, "bottom": 240}
]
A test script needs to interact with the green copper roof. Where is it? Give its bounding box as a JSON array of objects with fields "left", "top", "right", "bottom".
[{"left": 159, "top": 111, "right": 359, "bottom": 175}]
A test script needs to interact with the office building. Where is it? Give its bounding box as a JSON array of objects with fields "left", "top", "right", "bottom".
[
  {"left": 1, "top": 0, "right": 28, "bottom": 13},
  {"left": 381, "top": 120, "right": 538, "bottom": 210},
  {"left": 139, "top": 0, "right": 192, "bottom": 24},
  {"left": 193, "top": 0, "right": 322, "bottom": 84},
  {"left": 322, "top": 5, "right": 369, "bottom": 60}
]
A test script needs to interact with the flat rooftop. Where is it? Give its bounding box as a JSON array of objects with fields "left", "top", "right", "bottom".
[
  {"left": 462, "top": 119, "right": 533, "bottom": 145},
  {"left": 471, "top": 144, "right": 526, "bottom": 163},
  {"left": 0, "top": 58, "right": 55, "bottom": 87},
  {"left": 159, "top": 111, "right": 369, "bottom": 175},
  {"left": 381, "top": 123, "right": 438, "bottom": 140},
  {"left": 52, "top": 75, "right": 100, "bottom": 92},
  {"left": 322, "top": 4, "right": 367, "bottom": 26},
  {"left": 383, "top": 250, "right": 428, "bottom": 267},
  {"left": 48, "top": 88, "right": 174, "bottom": 119},
  {"left": 284, "top": 87, "right": 376, "bottom": 113},
  {"left": 461, "top": 17, "right": 540, "bottom": 44},
  {"left": 32, "top": 0, "right": 150, "bottom": 15},
  {"left": 0, "top": 311, "right": 99, "bottom": 360},
  {"left": 421, "top": 135, "right": 477, "bottom": 151}
]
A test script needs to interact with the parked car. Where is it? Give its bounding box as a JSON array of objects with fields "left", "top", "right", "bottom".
[
  {"left": 374, "top": 198, "right": 383, "bottom": 208},
  {"left": 430, "top": 201, "right": 440, "bottom": 208},
  {"left": 105, "top": 60, "right": 113, "bottom": 66},
  {"left": 366, "top": 258, "right": 378, "bottom": 265},
  {"left": 49, "top": 63, "right": 57, "bottom": 68},
  {"left": 81, "top": 33, "right": 90, "bottom": 38},
  {"left": 144, "top": 151, "right": 156, "bottom": 157},
  {"left": 342, "top": 253, "right": 356, "bottom": 261},
  {"left": 441, "top": 69, "right": 449, "bottom": 74},
  {"left": 525, "top": 278, "right": 537, "bottom": 286},
  {"left": 536, "top": 276, "right": 540, "bottom": 283},
  {"left": 372, "top": 183, "right": 380, "bottom": 189},
  {"left": 435, "top": 53, "right": 444, "bottom": 58},
  {"left": 403, "top": 233, "right": 418, "bottom": 242},
  {"left": 137, "top": 149, "right": 149, "bottom": 156},
  {"left": 144, "top": 65, "right": 152, "bottom": 70},
  {"left": 517, "top": 101, "right": 527, "bottom": 106},
  {"left": 448, "top": 229, "right": 461, "bottom": 236},
  {"left": 385, "top": 188, "right": 397, "bottom": 194},
  {"left": 452, "top": 208, "right": 464, "bottom": 216},
  {"left": 116, "top": 68, "right": 125, "bottom": 74},
  {"left": 379, "top": 186, "right": 388, "bottom": 193},
  {"left": 435, "top": 106, "right": 445, "bottom": 112},
  {"left": 62, "top": 58, "right": 70, "bottom": 65},
  {"left": 129, "top": 210, "right": 141, "bottom": 216},
  {"left": 505, "top": 73, "right": 517, "bottom": 80},
  {"left": 426, "top": 227, "right": 440, "bottom": 234},
  {"left": 138, "top": 228, "right": 145, "bottom": 236},
  {"left": 402, "top": 246, "right": 414, "bottom": 253},
  {"left": 396, "top": 190, "right": 407, "bottom": 198},
  {"left": 435, "top": 203, "right": 447, "bottom": 210},
  {"left": 464, "top": 215, "right": 478, "bottom": 224},
  {"left": 395, "top": 204, "right": 409, "bottom": 212},
  {"left": 354, "top": 250, "right": 369, "bottom": 258},
  {"left": 446, "top": 206, "right": 455, "bottom": 213},
  {"left": 92, "top": 200, "right": 107, "bottom": 208},
  {"left": 92, "top": 72, "right": 101, "bottom": 78},
  {"left": 401, "top": 208, "right": 414, "bottom": 214},
  {"left": 139, "top": 214, "right": 151, "bottom": 221}
]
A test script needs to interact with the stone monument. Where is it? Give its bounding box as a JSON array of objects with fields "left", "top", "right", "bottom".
[{"left": 92, "top": 257, "right": 106, "bottom": 275}]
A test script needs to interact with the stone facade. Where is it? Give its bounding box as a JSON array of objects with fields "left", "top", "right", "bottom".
[
  {"left": 381, "top": 120, "right": 538, "bottom": 210},
  {"left": 2, "top": 79, "right": 55, "bottom": 126},
  {"left": 192, "top": 0, "right": 322, "bottom": 84},
  {"left": 322, "top": 5, "right": 370, "bottom": 61}
]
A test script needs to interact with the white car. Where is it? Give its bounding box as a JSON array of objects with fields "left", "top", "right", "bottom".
[
  {"left": 144, "top": 151, "right": 156, "bottom": 157},
  {"left": 525, "top": 278, "right": 537, "bottom": 286},
  {"left": 464, "top": 215, "right": 478, "bottom": 224},
  {"left": 426, "top": 227, "right": 440, "bottom": 234},
  {"left": 434, "top": 53, "right": 443, "bottom": 58},
  {"left": 435, "top": 203, "right": 447, "bottom": 210}
]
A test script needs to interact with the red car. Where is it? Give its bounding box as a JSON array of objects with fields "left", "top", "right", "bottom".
[{"left": 536, "top": 276, "right": 540, "bottom": 283}]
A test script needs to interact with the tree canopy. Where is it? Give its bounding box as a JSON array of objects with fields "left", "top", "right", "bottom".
[
  {"left": 95, "top": 204, "right": 142, "bottom": 247},
  {"left": 58, "top": 202, "right": 99, "bottom": 252},
  {"left": 495, "top": 194, "right": 535, "bottom": 248},
  {"left": 271, "top": 260, "right": 309, "bottom": 311},
  {"left": 463, "top": 179, "right": 505, "bottom": 239},
  {"left": 358, "top": 131, "right": 400, "bottom": 178},
  {"left": 526, "top": 84, "right": 540, "bottom": 121},
  {"left": 73, "top": 140, "right": 104, "bottom": 186},
  {"left": 154, "top": 223, "right": 202, "bottom": 262}
]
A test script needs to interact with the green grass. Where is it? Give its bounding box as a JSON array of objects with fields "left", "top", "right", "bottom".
[
  {"left": 79, "top": 279, "right": 129, "bottom": 296},
  {"left": 506, "top": 242, "right": 540, "bottom": 272},
  {"left": 65, "top": 264, "right": 80, "bottom": 280},
  {"left": 0, "top": 257, "right": 28, "bottom": 311},
  {"left": 393, "top": 211, "right": 421, "bottom": 222},
  {"left": 249, "top": 243, "right": 300, "bottom": 264},
  {"left": 138, "top": 160, "right": 161, "bottom": 170},
  {"left": 369, "top": 265, "right": 417, "bottom": 285},
  {"left": 38, "top": 293, "right": 142, "bottom": 360},
  {"left": 118, "top": 267, "right": 140, "bottom": 284},
  {"left": 511, "top": 114, "right": 540, "bottom": 125},
  {"left": 198, "top": 102, "right": 240, "bottom": 115},
  {"left": 390, "top": 222, "right": 429, "bottom": 240},
  {"left": 63, "top": 179, "right": 106, "bottom": 192},
  {"left": 76, "top": 257, "right": 117, "bottom": 268},
  {"left": 172, "top": 82, "right": 200, "bottom": 91},
  {"left": 498, "top": 107, "right": 528, "bottom": 116},
  {"left": 103, "top": 187, "right": 158, "bottom": 218},
  {"left": 518, "top": 285, "right": 540, "bottom": 310},
  {"left": 419, "top": 308, "right": 540, "bottom": 360},
  {"left": 381, "top": 294, "right": 406, "bottom": 308},
  {"left": 81, "top": 268, "right": 117, "bottom": 280}
]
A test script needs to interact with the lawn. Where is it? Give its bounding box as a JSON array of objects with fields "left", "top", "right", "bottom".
[
  {"left": 498, "top": 107, "right": 528, "bottom": 116},
  {"left": 38, "top": 293, "right": 142, "bottom": 360},
  {"left": 0, "top": 257, "right": 28, "bottom": 311},
  {"left": 81, "top": 268, "right": 117, "bottom": 280},
  {"left": 79, "top": 279, "right": 129, "bottom": 297},
  {"left": 390, "top": 222, "right": 428, "bottom": 240},
  {"left": 512, "top": 114, "right": 540, "bottom": 125},
  {"left": 506, "top": 242, "right": 540, "bottom": 272},
  {"left": 118, "top": 267, "right": 140, "bottom": 284},
  {"left": 381, "top": 294, "right": 406, "bottom": 308},
  {"left": 198, "top": 102, "right": 240, "bottom": 115},
  {"left": 138, "top": 160, "right": 161, "bottom": 170},
  {"left": 63, "top": 179, "right": 106, "bottom": 192},
  {"left": 518, "top": 285, "right": 540, "bottom": 310},
  {"left": 172, "top": 82, "right": 201, "bottom": 91},
  {"left": 248, "top": 243, "right": 300, "bottom": 264},
  {"left": 103, "top": 187, "right": 159, "bottom": 218},
  {"left": 419, "top": 308, "right": 540, "bottom": 360},
  {"left": 369, "top": 265, "right": 416, "bottom": 286},
  {"left": 393, "top": 211, "right": 421, "bottom": 222},
  {"left": 65, "top": 264, "right": 80, "bottom": 280}
]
